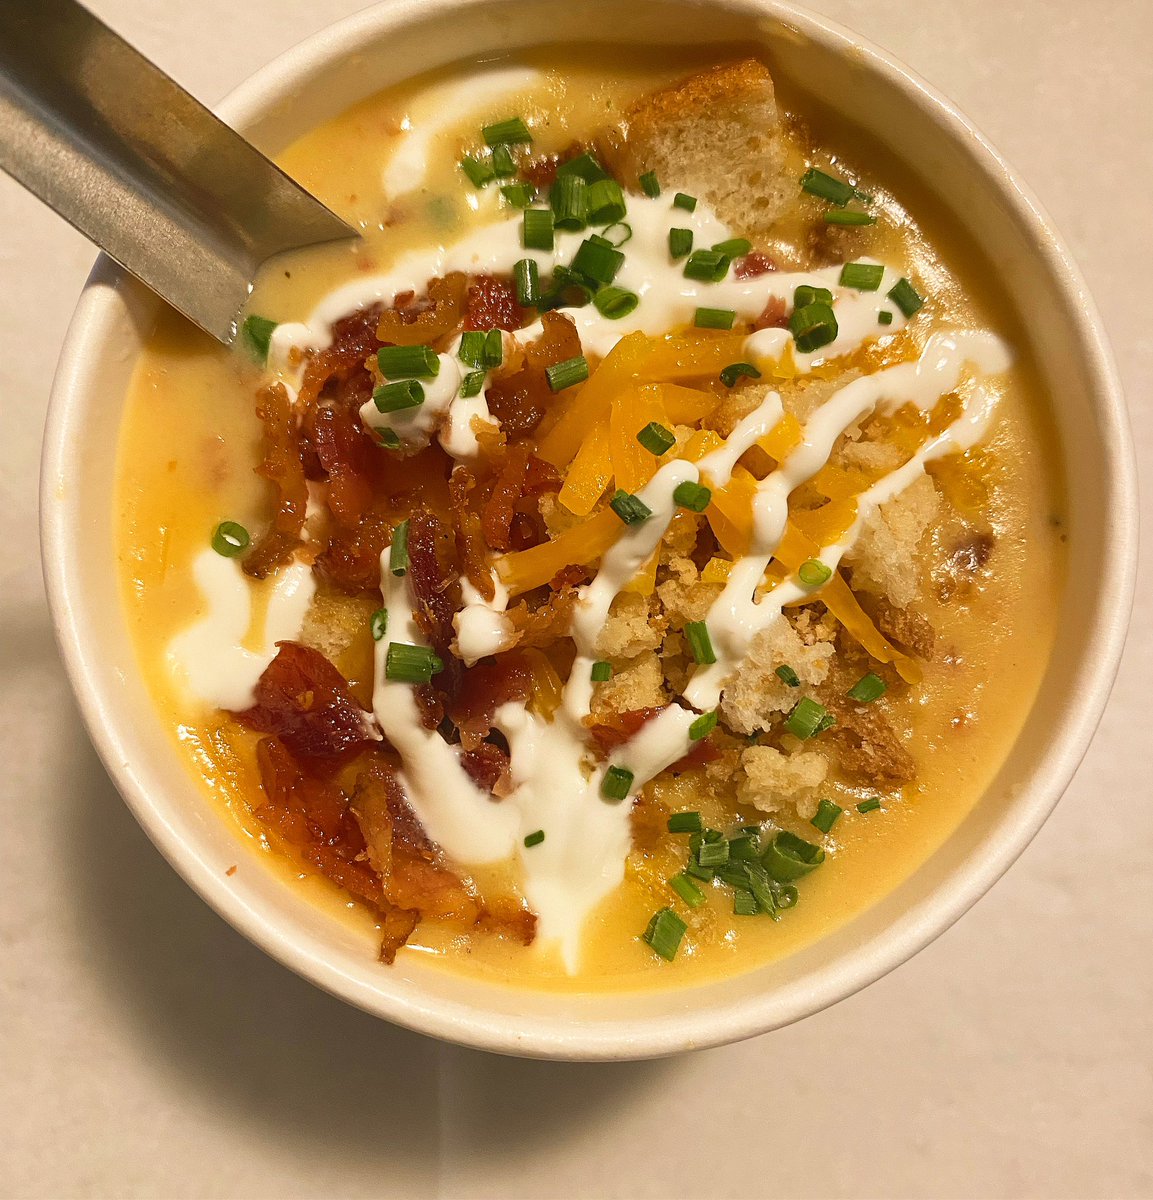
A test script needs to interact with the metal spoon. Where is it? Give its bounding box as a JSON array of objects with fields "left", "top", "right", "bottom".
[{"left": 0, "top": 0, "right": 357, "bottom": 343}]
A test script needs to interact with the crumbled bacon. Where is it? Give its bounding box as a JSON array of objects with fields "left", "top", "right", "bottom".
[
  {"left": 406, "top": 509, "right": 461, "bottom": 654},
  {"left": 460, "top": 741, "right": 512, "bottom": 793},
  {"left": 235, "top": 642, "right": 375, "bottom": 762},
  {"left": 464, "top": 275, "right": 525, "bottom": 332},
  {"left": 376, "top": 273, "right": 467, "bottom": 347},
  {"left": 448, "top": 653, "right": 531, "bottom": 742},
  {"left": 590, "top": 705, "right": 719, "bottom": 771},
  {"left": 297, "top": 304, "right": 382, "bottom": 414},
  {"left": 485, "top": 312, "right": 582, "bottom": 436},
  {"left": 448, "top": 466, "right": 493, "bottom": 601},
  {"left": 506, "top": 588, "right": 578, "bottom": 648},
  {"left": 243, "top": 383, "right": 309, "bottom": 579},
  {"left": 753, "top": 296, "right": 789, "bottom": 330},
  {"left": 734, "top": 251, "right": 777, "bottom": 279}
]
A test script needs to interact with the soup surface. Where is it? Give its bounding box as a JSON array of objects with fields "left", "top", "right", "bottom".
[{"left": 117, "top": 48, "right": 1064, "bottom": 990}]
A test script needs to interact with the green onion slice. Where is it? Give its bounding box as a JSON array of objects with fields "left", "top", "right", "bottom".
[
  {"left": 600, "top": 221, "right": 633, "bottom": 247},
  {"left": 789, "top": 302, "right": 839, "bottom": 354},
  {"left": 888, "top": 277, "right": 925, "bottom": 317},
  {"left": 458, "top": 331, "right": 485, "bottom": 366},
  {"left": 857, "top": 796, "right": 882, "bottom": 814},
  {"left": 491, "top": 144, "right": 517, "bottom": 178},
  {"left": 211, "top": 521, "right": 250, "bottom": 558},
  {"left": 636, "top": 421, "right": 676, "bottom": 455},
  {"left": 377, "top": 344, "right": 439, "bottom": 379},
  {"left": 375, "top": 428, "right": 401, "bottom": 450},
  {"left": 370, "top": 608, "right": 388, "bottom": 642},
  {"left": 586, "top": 179, "right": 627, "bottom": 225},
  {"left": 673, "top": 480, "right": 711, "bottom": 512},
  {"left": 556, "top": 151, "right": 610, "bottom": 183},
  {"left": 667, "top": 811, "right": 703, "bottom": 834},
  {"left": 798, "top": 558, "right": 833, "bottom": 587},
  {"left": 878, "top": 310, "right": 894, "bottom": 326},
  {"left": 590, "top": 660, "right": 613, "bottom": 682},
  {"left": 720, "top": 361, "right": 761, "bottom": 388},
  {"left": 571, "top": 236, "right": 624, "bottom": 285},
  {"left": 694, "top": 307, "right": 737, "bottom": 331},
  {"left": 458, "top": 370, "right": 485, "bottom": 399},
  {"left": 609, "top": 488, "right": 652, "bottom": 526},
  {"left": 385, "top": 642, "right": 445, "bottom": 684},
  {"left": 839, "top": 262, "right": 885, "bottom": 291},
  {"left": 482, "top": 116, "right": 532, "bottom": 146},
  {"left": 514, "top": 258, "right": 541, "bottom": 307},
  {"left": 593, "top": 286, "right": 639, "bottom": 319},
  {"left": 642, "top": 907, "right": 687, "bottom": 961},
  {"left": 698, "top": 838, "right": 730, "bottom": 868},
  {"left": 601, "top": 765, "right": 634, "bottom": 802},
  {"left": 522, "top": 207, "right": 555, "bottom": 251},
  {"left": 545, "top": 354, "right": 589, "bottom": 393},
  {"left": 639, "top": 170, "right": 661, "bottom": 197},
  {"left": 800, "top": 167, "right": 855, "bottom": 206},
  {"left": 683, "top": 249, "right": 731, "bottom": 283},
  {"left": 241, "top": 315, "right": 277, "bottom": 363},
  {"left": 373, "top": 379, "right": 425, "bottom": 413},
  {"left": 669, "top": 873, "right": 707, "bottom": 909},
  {"left": 500, "top": 182, "right": 535, "bottom": 208},
  {"left": 775, "top": 664, "right": 801, "bottom": 688},
  {"left": 668, "top": 227, "right": 693, "bottom": 260},
  {"left": 688, "top": 710, "right": 717, "bottom": 741},
  {"left": 550, "top": 174, "right": 588, "bottom": 230},
  {"left": 848, "top": 672, "right": 887, "bottom": 703},
  {"left": 811, "top": 798, "right": 844, "bottom": 834},
  {"left": 762, "top": 830, "right": 825, "bottom": 882},
  {"left": 684, "top": 621, "right": 716, "bottom": 665},
  {"left": 732, "top": 888, "right": 759, "bottom": 916},
  {"left": 523, "top": 829, "right": 545, "bottom": 848},
  {"left": 712, "top": 237, "right": 752, "bottom": 257},
  {"left": 672, "top": 192, "right": 697, "bottom": 212},
  {"left": 784, "top": 696, "right": 830, "bottom": 740},
  {"left": 824, "top": 210, "right": 876, "bottom": 226},
  {"left": 728, "top": 833, "right": 759, "bottom": 861},
  {"left": 389, "top": 520, "right": 410, "bottom": 577},
  {"left": 482, "top": 329, "right": 503, "bottom": 368},
  {"left": 460, "top": 155, "right": 495, "bottom": 188},
  {"left": 794, "top": 284, "right": 833, "bottom": 309}
]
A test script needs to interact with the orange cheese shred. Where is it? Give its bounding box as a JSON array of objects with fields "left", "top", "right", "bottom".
[
  {"left": 495, "top": 507, "right": 621, "bottom": 596},
  {"left": 558, "top": 413, "right": 612, "bottom": 516}
]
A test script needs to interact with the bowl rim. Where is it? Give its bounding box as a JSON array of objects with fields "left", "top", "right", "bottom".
[{"left": 40, "top": 0, "right": 1138, "bottom": 1059}]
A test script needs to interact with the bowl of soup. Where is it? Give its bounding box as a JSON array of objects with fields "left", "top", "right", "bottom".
[{"left": 41, "top": 0, "right": 1136, "bottom": 1059}]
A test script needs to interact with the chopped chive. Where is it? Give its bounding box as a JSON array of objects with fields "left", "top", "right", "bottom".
[
  {"left": 594, "top": 285, "right": 639, "bottom": 319},
  {"left": 458, "top": 370, "right": 485, "bottom": 398},
  {"left": 211, "top": 520, "right": 249, "bottom": 558},
  {"left": 377, "top": 344, "right": 440, "bottom": 379},
  {"left": 389, "top": 521, "right": 410, "bottom": 576},
  {"left": 636, "top": 421, "right": 676, "bottom": 455},
  {"left": 601, "top": 221, "right": 633, "bottom": 247},
  {"left": 669, "top": 872, "right": 707, "bottom": 909},
  {"left": 732, "top": 888, "right": 759, "bottom": 916},
  {"left": 460, "top": 155, "right": 495, "bottom": 188},
  {"left": 491, "top": 143, "right": 517, "bottom": 178},
  {"left": 601, "top": 765, "right": 634, "bottom": 802},
  {"left": 482, "top": 329, "right": 503, "bottom": 369},
  {"left": 824, "top": 210, "right": 877, "bottom": 226},
  {"left": 373, "top": 379, "right": 425, "bottom": 413},
  {"left": 789, "top": 302, "right": 839, "bottom": 354},
  {"left": 685, "top": 861, "right": 715, "bottom": 882},
  {"left": 241, "top": 315, "right": 277, "bottom": 363},
  {"left": 811, "top": 798, "right": 844, "bottom": 834},
  {"left": 514, "top": 258, "right": 540, "bottom": 307},
  {"left": 683, "top": 249, "right": 731, "bottom": 282},
  {"left": 639, "top": 170, "right": 661, "bottom": 197},
  {"left": 556, "top": 151, "right": 610, "bottom": 183},
  {"left": 586, "top": 179, "right": 627, "bottom": 225},
  {"left": 848, "top": 672, "right": 887, "bottom": 703},
  {"left": 798, "top": 558, "right": 833, "bottom": 587},
  {"left": 668, "top": 227, "right": 693, "bottom": 260},
  {"left": 482, "top": 116, "right": 532, "bottom": 146},
  {"left": 673, "top": 480, "right": 711, "bottom": 512},
  {"left": 571, "top": 237, "right": 624, "bottom": 285},
  {"left": 701, "top": 828, "right": 725, "bottom": 844},
  {"left": 698, "top": 838, "right": 730, "bottom": 868},
  {"left": 720, "top": 361, "right": 761, "bottom": 388},
  {"left": 609, "top": 488, "right": 652, "bottom": 526},
  {"left": 694, "top": 307, "right": 737, "bottom": 331},
  {"left": 522, "top": 207, "right": 554, "bottom": 250},
  {"left": 684, "top": 621, "right": 716, "bottom": 665},
  {"left": 688, "top": 710, "right": 717, "bottom": 741},
  {"left": 375, "top": 427, "right": 401, "bottom": 449},
  {"left": 642, "top": 907, "right": 687, "bottom": 961},
  {"left": 728, "top": 833, "right": 759, "bottom": 861},
  {"left": 667, "top": 811, "right": 703, "bottom": 834},
  {"left": 458, "top": 331, "right": 485, "bottom": 366},
  {"left": 545, "top": 354, "right": 589, "bottom": 393},
  {"left": 370, "top": 608, "right": 388, "bottom": 642},
  {"left": 673, "top": 192, "right": 697, "bottom": 212},
  {"left": 523, "top": 829, "right": 545, "bottom": 848},
  {"left": 591, "top": 660, "right": 613, "bottom": 682},
  {"left": 775, "top": 664, "right": 801, "bottom": 688},
  {"left": 888, "top": 277, "right": 925, "bottom": 317},
  {"left": 839, "top": 262, "right": 885, "bottom": 291},
  {"left": 550, "top": 174, "right": 588, "bottom": 231},
  {"left": 857, "top": 796, "right": 882, "bottom": 814},
  {"left": 878, "top": 310, "right": 894, "bottom": 326},
  {"left": 794, "top": 284, "right": 833, "bottom": 309},
  {"left": 385, "top": 642, "right": 445, "bottom": 684},
  {"left": 762, "top": 830, "right": 825, "bottom": 881},
  {"left": 712, "top": 237, "right": 752, "bottom": 257},
  {"left": 500, "top": 182, "right": 535, "bottom": 208},
  {"left": 784, "top": 697, "right": 830, "bottom": 740},
  {"left": 800, "top": 167, "right": 855, "bottom": 206}
]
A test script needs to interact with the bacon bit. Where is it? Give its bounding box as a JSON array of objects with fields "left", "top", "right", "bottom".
[
  {"left": 406, "top": 509, "right": 461, "bottom": 653},
  {"left": 753, "top": 296, "right": 789, "bottom": 331},
  {"left": 460, "top": 741, "right": 512, "bottom": 793},
  {"left": 482, "top": 444, "right": 530, "bottom": 552},
  {"left": 449, "top": 466, "right": 494, "bottom": 601},
  {"left": 413, "top": 684, "right": 444, "bottom": 732},
  {"left": 486, "top": 312, "right": 582, "bottom": 436},
  {"left": 297, "top": 304, "right": 383, "bottom": 413},
  {"left": 317, "top": 506, "right": 394, "bottom": 593},
  {"left": 376, "top": 273, "right": 468, "bottom": 347},
  {"left": 243, "top": 383, "right": 309, "bottom": 578},
  {"left": 234, "top": 642, "right": 376, "bottom": 762},
  {"left": 630, "top": 793, "right": 669, "bottom": 851},
  {"left": 734, "top": 251, "right": 777, "bottom": 279},
  {"left": 449, "top": 653, "right": 531, "bottom": 741},
  {"left": 673, "top": 736, "right": 721, "bottom": 770},
  {"left": 310, "top": 399, "right": 379, "bottom": 525},
  {"left": 506, "top": 587, "right": 577, "bottom": 648},
  {"left": 379, "top": 908, "right": 421, "bottom": 964},
  {"left": 464, "top": 275, "right": 525, "bottom": 332},
  {"left": 225, "top": 865, "right": 238, "bottom": 877},
  {"left": 521, "top": 154, "right": 560, "bottom": 189},
  {"left": 588, "top": 706, "right": 663, "bottom": 755},
  {"left": 549, "top": 563, "right": 591, "bottom": 590},
  {"left": 509, "top": 511, "right": 545, "bottom": 551}
]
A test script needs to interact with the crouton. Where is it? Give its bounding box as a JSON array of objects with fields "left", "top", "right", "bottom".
[
  {"left": 825, "top": 697, "right": 915, "bottom": 786},
  {"left": 705, "top": 381, "right": 775, "bottom": 438},
  {"left": 591, "top": 651, "right": 667, "bottom": 718},
  {"left": 656, "top": 556, "right": 722, "bottom": 625},
  {"left": 720, "top": 612, "right": 836, "bottom": 735},
  {"left": 845, "top": 473, "right": 940, "bottom": 608},
  {"left": 611, "top": 60, "right": 798, "bottom": 235},
  {"left": 594, "top": 592, "right": 666, "bottom": 658},
  {"left": 300, "top": 591, "right": 376, "bottom": 664},
  {"left": 737, "top": 745, "right": 829, "bottom": 818}
]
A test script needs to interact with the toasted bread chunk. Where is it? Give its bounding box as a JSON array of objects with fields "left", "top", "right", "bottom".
[{"left": 611, "top": 59, "right": 796, "bottom": 234}]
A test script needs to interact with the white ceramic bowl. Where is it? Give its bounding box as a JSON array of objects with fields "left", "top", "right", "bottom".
[{"left": 41, "top": 0, "right": 1137, "bottom": 1060}]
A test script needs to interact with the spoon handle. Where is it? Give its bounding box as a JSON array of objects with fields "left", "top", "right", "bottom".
[{"left": 0, "top": 0, "right": 355, "bottom": 342}]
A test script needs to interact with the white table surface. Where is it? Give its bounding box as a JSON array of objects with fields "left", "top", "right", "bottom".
[{"left": 2, "top": 2, "right": 1149, "bottom": 1197}]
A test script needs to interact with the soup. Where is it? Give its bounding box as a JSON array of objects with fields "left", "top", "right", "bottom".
[{"left": 116, "top": 49, "right": 1064, "bottom": 990}]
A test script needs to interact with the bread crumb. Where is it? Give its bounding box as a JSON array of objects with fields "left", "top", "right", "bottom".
[
  {"left": 594, "top": 592, "right": 665, "bottom": 658},
  {"left": 737, "top": 745, "right": 829, "bottom": 817},
  {"left": 300, "top": 592, "right": 375, "bottom": 662},
  {"left": 845, "top": 474, "right": 940, "bottom": 607},
  {"left": 656, "top": 557, "right": 722, "bottom": 625},
  {"left": 591, "top": 651, "right": 667, "bottom": 718}
]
